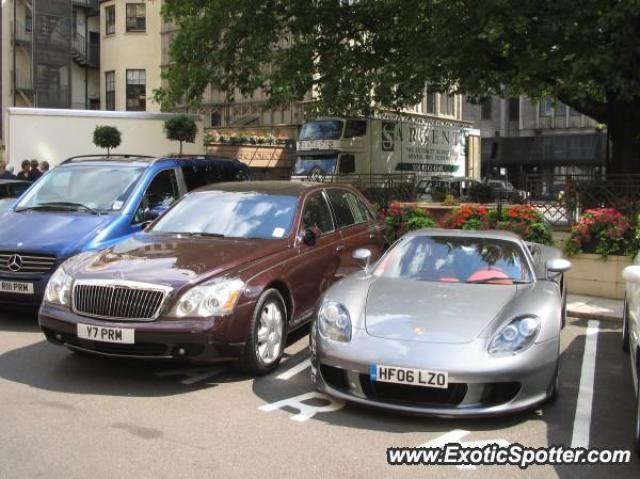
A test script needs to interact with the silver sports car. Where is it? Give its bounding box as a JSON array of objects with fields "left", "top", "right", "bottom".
[
  {"left": 311, "top": 229, "right": 571, "bottom": 417},
  {"left": 622, "top": 257, "right": 640, "bottom": 456}
]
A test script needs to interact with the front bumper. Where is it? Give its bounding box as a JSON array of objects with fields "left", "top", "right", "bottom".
[
  {"left": 311, "top": 326, "right": 559, "bottom": 417},
  {"left": 39, "top": 303, "right": 247, "bottom": 362},
  {"left": 0, "top": 274, "right": 51, "bottom": 312}
]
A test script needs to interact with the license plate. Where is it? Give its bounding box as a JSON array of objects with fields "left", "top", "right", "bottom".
[
  {"left": 0, "top": 280, "right": 34, "bottom": 295},
  {"left": 77, "top": 324, "right": 135, "bottom": 344},
  {"left": 370, "top": 364, "right": 449, "bottom": 389}
]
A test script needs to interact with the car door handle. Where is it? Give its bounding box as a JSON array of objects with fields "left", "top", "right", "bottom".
[
  {"left": 369, "top": 233, "right": 375, "bottom": 239},
  {"left": 336, "top": 245, "right": 345, "bottom": 252}
]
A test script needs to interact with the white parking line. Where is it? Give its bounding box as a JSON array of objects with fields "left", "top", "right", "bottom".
[
  {"left": 419, "top": 430, "right": 510, "bottom": 470},
  {"left": 571, "top": 320, "right": 599, "bottom": 448},
  {"left": 276, "top": 358, "right": 311, "bottom": 380}
]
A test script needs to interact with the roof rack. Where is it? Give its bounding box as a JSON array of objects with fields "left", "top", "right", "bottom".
[{"left": 61, "top": 154, "right": 155, "bottom": 164}]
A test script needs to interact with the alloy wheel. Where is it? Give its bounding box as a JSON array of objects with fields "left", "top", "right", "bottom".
[{"left": 256, "top": 301, "right": 284, "bottom": 365}]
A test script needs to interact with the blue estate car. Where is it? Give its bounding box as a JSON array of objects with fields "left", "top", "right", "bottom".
[{"left": 0, "top": 154, "right": 249, "bottom": 311}]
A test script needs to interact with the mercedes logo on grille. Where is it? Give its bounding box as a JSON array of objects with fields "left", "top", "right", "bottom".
[{"left": 7, "top": 254, "right": 23, "bottom": 272}]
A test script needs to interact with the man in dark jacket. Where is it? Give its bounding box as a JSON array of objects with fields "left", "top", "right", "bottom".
[
  {"left": 28, "top": 159, "right": 42, "bottom": 181},
  {"left": 0, "top": 162, "right": 16, "bottom": 180}
]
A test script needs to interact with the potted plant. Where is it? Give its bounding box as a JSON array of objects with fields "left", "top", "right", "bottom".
[
  {"left": 93, "top": 125, "right": 121, "bottom": 157},
  {"left": 164, "top": 114, "right": 198, "bottom": 156}
]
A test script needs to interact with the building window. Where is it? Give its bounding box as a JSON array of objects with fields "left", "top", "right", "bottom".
[
  {"left": 426, "top": 92, "right": 436, "bottom": 114},
  {"left": 105, "top": 5, "right": 115, "bottom": 35},
  {"left": 480, "top": 98, "right": 492, "bottom": 120},
  {"left": 105, "top": 71, "right": 115, "bottom": 111},
  {"left": 25, "top": 10, "right": 33, "bottom": 32},
  {"left": 554, "top": 102, "right": 567, "bottom": 117},
  {"left": 126, "top": 69, "right": 146, "bottom": 111},
  {"left": 440, "top": 93, "right": 455, "bottom": 116},
  {"left": 539, "top": 97, "right": 553, "bottom": 117},
  {"left": 126, "top": 3, "right": 146, "bottom": 32},
  {"left": 210, "top": 111, "right": 221, "bottom": 127},
  {"left": 508, "top": 97, "right": 520, "bottom": 122}
]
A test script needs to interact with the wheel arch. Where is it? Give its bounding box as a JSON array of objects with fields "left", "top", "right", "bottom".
[{"left": 265, "top": 280, "right": 293, "bottom": 323}]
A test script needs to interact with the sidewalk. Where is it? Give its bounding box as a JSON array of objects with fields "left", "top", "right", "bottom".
[{"left": 566, "top": 294, "right": 623, "bottom": 323}]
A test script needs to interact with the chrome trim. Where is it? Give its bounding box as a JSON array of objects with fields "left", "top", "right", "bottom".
[{"left": 71, "top": 279, "right": 173, "bottom": 322}]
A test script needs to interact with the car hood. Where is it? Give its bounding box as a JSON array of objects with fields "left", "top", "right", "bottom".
[
  {"left": 364, "top": 278, "right": 517, "bottom": 344},
  {"left": 72, "top": 234, "right": 287, "bottom": 289},
  {"left": 0, "top": 211, "right": 115, "bottom": 257}
]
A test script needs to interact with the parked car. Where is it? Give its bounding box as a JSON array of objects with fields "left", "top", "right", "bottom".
[
  {"left": 0, "top": 179, "right": 31, "bottom": 199},
  {"left": 39, "top": 181, "right": 386, "bottom": 374},
  {"left": 622, "top": 258, "right": 640, "bottom": 456},
  {"left": 416, "top": 176, "right": 481, "bottom": 203},
  {"left": 0, "top": 154, "right": 249, "bottom": 311},
  {"left": 311, "top": 229, "right": 571, "bottom": 416},
  {"left": 484, "top": 178, "right": 528, "bottom": 202}
]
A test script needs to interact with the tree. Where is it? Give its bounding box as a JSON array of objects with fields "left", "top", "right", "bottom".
[
  {"left": 164, "top": 114, "right": 198, "bottom": 155},
  {"left": 93, "top": 125, "right": 121, "bottom": 157},
  {"left": 157, "top": 0, "right": 640, "bottom": 173}
]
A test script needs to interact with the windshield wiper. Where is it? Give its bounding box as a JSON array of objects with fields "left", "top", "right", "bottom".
[
  {"left": 16, "top": 202, "right": 100, "bottom": 214},
  {"left": 466, "top": 276, "right": 529, "bottom": 284},
  {"left": 37, "top": 202, "right": 100, "bottom": 214}
]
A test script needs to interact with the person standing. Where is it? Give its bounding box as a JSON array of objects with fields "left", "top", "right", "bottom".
[
  {"left": 0, "top": 162, "right": 16, "bottom": 179},
  {"left": 16, "top": 160, "right": 31, "bottom": 181},
  {"left": 28, "top": 159, "right": 42, "bottom": 181}
]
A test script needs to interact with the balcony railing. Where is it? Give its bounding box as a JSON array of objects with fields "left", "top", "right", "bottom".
[
  {"left": 71, "top": 31, "right": 100, "bottom": 68},
  {"left": 72, "top": 0, "right": 99, "bottom": 10}
]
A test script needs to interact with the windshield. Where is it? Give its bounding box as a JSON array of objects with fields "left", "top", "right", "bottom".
[
  {"left": 293, "top": 155, "right": 338, "bottom": 176},
  {"left": 375, "top": 236, "right": 532, "bottom": 284},
  {"left": 149, "top": 191, "right": 298, "bottom": 240},
  {"left": 299, "top": 121, "right": 344, "bottom": 140},
  {"left": 16, "top": 165, "right": 144, "bottom": 212}
]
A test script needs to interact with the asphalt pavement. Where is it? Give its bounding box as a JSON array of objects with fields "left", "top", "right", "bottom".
[{"left": 0, "top": 312, "right": 637, "bottom": 479}]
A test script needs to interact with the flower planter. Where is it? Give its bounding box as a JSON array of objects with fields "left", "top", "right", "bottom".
[{"left": 565, "top": 253, "right": 631, "bottom": 300}]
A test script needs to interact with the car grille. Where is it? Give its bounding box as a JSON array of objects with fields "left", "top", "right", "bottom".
[
  {"left": 359, "top": 374, "right": 469, "bottom": 407},
  {"left": 0, "top": 252, "right": 56, "bottom": 275},
  {"left": 72, "top": 281, "right": 170, "bottom": 321}
]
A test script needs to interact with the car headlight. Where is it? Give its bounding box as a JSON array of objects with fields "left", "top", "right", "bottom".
[
  {"left": 44, "top": 267, "right": 73, "bottom": 306},
  {"left": 488, "top": 315, "right": 541, "bottom": 355},
  {"left": 318, "top": 301, "right": 352, "bottom": 342},
  {"left": 168, "top": 278, "right": 245, "bottom": 318}
]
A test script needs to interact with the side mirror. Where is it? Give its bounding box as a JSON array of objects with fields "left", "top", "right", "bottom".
[
  {"left": 302, "top": 228, "right": 317, "bottom": 246},
  {"left": 622, "top": 265, "right": 640, "bottom": 284},
  {"left": 546, "top": 258, "right": 571, "bottom": 277},
  {"left": 353, "top": 248, "right": 372, "bottom": 270}
]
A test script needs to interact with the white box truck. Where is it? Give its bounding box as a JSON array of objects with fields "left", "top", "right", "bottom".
[
  {"left": 3, "top": 108, "right": 205, "bottom": 169},
  {"left": 293, "top": 113, "right": 480, "bottom": 181}
]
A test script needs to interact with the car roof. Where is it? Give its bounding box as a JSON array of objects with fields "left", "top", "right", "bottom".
[
  {"left": 196, "top": 180, "right": 322, "bottom": 197},
  {"left": 60, "top": 154, "right": 244, "bottom": 167},
  {"left": 403, "top": 228, "right": 523, "bottom": 242}
]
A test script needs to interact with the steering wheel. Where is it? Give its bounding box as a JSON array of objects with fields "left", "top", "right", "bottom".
[{"left": 467, "top": 267, "right": 509, "bottom": 283}]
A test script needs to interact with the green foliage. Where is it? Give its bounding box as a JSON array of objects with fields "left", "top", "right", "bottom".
[
  {"left": 92, "top": 125, "right": 121, "bottom": 156},
  {"left": 385, "top": 203, "right": 436, "bottom": 242},
  {"left": 564, "top": 208, "right": 635, "bottom": 258},
  {"left": 157, "top": 0, "right": 640, "bottom": 172},
  {"left": 164, "top": 114, "right": 198, "bottom": 154}
]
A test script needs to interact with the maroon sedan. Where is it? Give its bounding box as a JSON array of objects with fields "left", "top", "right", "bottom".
[{"left": 39, "top": 181, "right": 385, "bottom": 374}]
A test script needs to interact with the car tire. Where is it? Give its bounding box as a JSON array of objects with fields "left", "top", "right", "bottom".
[
  {"left": 622, "top": 297, "right": 630, "bottom": 354},
  {"left": 236, "top": 289, "right": 287, "bottom": 376},
  {"left": 546, "top": 361, "right": 560, "bottom": 404}
]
